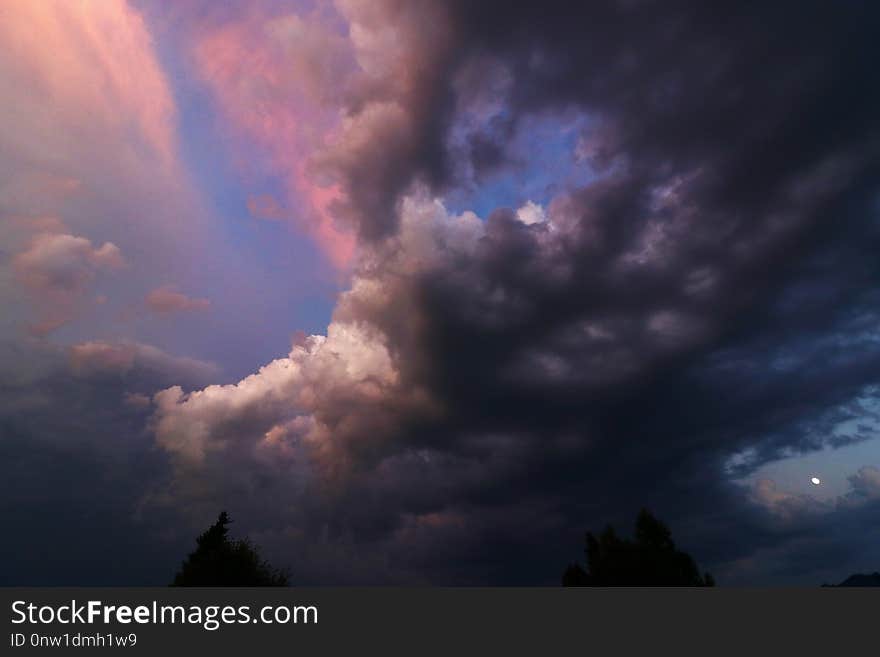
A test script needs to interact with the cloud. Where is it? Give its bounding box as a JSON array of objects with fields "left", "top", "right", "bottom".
[
  {"left": 749, "top": 465, "right": 880, "bottom": 521},
  {"left": 124, "top": 391, "right": 152, "bottom": 409},
  {"left": 146, "top": 286, "right": 210, "bottom": 316},
  {"left": 142, "top": 1, "right": 880, "bottom": 585},
  {"left": 309, "top": 0, "right": 458, "bottom": 241},
  {"left": 0, "top": 0, "right": 180, "bottom": 211},
  {"left": 0, "top": 0, "right": 311, "bottom": 376},
  {"left": 0, "top": 0, "right": 226, "bottom": 345},
  {"left": 846, "top": 467, "right": 880, "bottom": 502},
  {"left": 69, "top": 340, "right": 219, "bottom": 383},
  {"left": 190, "top": 8, "right": 357, "bottom": 267},
  {"left": 0, "top": 336, "right": 220, "bottom": 585},
  {"left": 748, "top": 479, "right": 829, "bottom": 521},
  {"left": 3, "top": 1, "right": 880, "bottom": 586},
  {"left": 152, "top": 319, "right": 425, "bottom": 466},
  {"left": 14, "top": 232, "right": 124, "bottom": 294},
  {"left": 0, "top": 0, "right": 176, "bottom": 172},
  {"left": 188, "top": 0, "right": 461, "bottom": 258},
  {"left": 9, "top": 227, "right": 125, "bottom": 336},
  {"left": 515, "top": 201, "right": 546, "bottom": 226},
  {"left": 149, "top": 176, "right": 880, "bottom": 582}
]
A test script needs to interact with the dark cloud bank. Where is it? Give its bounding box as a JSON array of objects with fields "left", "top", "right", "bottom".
[{"left": 5, "top": 0, "right": 880, "bottom": 585}]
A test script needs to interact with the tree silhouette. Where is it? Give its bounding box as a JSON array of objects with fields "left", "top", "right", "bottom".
[
  {"left": 171, "top": 512, "right": 289, "bottom": 586},
  {"left": 823, "top": 572, "right": 880, "bottom": 587},
  {"left": 563, "top": 509, "right": 715, "bottom": 586}
]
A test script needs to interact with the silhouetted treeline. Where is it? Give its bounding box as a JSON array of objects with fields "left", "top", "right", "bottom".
[
  {"left": 822, "top": 572, "right": 880, "bottom": 587},
  {"left": 172, "top": 512, "right": 288, "bottom": 586},
  {"left": 563, "top": 509, "right": 715, "bottom": 586}
]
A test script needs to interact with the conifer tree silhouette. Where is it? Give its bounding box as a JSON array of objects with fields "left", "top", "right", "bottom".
[
  {"left": 172, "top": 512, "right": 288, "bottom": 586},
  {"left": 563, "top": 509, "right": 715, "bottom": 586}
]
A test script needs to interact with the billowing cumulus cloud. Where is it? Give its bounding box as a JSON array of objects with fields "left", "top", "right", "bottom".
[
  {"left": 143, "top": 0, "right": 880, "bottom": 585},
  {"left": 187, "top": 0, "right": 463, "bottom": 260}
]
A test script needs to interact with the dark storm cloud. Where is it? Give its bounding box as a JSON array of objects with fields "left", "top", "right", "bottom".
[
  {"left": 0, "top": 340, "right": 217, "bottom": 584},
  {"left": 74, "top": 0, "right": 880, "bottom": 584},
  {"left": 306, "top": 0, "right": 464, "bottom": 241},
  {"left": 405, "top": 0, "right": 880, "bottom": 582},
  {"left": 317, "top": 1, "right": 880, "bottom": 239}
]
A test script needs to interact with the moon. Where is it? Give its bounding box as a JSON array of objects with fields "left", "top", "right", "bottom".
[{"left": 810, "top": 476, "right": 821, "bottom": 486}]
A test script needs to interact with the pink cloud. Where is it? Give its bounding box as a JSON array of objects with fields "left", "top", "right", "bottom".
[
  {"left": 0, "top": 1, "right": 224, "bottom": 343},
  {"left": 26, "top": 316, "right": 72, "bottom": 339},
  {"left": 185, "top": 1, "right": 459, "bottom": 265},
  {"left": 0, "top": 1, "right": 178, "bottom": 175},
  {"left": 191, "top": 10, "right": 356, "bottom": 268},
  {"left": 11, "top": 228, "right": 125, "bottom": 335},
  {"left": 69, "top": 341, "right": 137, "bottom": 375},
  {"left": 146, "top": 285, "right": 211, "bottom": 316},
  {"left": 123, "top": 391, "right": 152, "bottom": 409},
  {"left": 14, "top": 232, "right": 124, "bottom": 294},
  {"left": 69, "top": 340, "right": 219, "bottom": 381}
]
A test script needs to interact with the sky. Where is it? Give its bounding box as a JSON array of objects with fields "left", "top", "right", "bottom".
[{"left": 1, "top": 0, "right": 879, "bottom": 586}]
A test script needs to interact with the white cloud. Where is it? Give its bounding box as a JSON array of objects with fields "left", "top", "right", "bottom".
[{"left": 515, "top": 200, "right": 546, "bottom": 226}]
